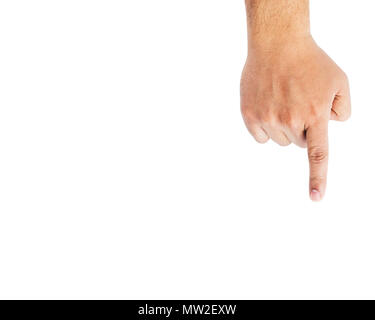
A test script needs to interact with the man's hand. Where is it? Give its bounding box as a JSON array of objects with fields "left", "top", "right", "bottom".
[{"left": 241, "top": 0, "right": 351, "bottom": 201}]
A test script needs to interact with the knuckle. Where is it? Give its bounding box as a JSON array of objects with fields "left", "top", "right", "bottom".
[
  {"left": 288, "top": 117, "right": 302, "bottom": 131},
  {"left": 310, "top": 103, "right": 323, "bottom": 119},
  {"left": 308, "top": 147, "right": 328, "bottom": 164},
  {"left": 278, "top": 110, "right": 293, "bottom": 126},
  {"left": 259, "top": 108, "right": 275, "bottom": 125},
  {"left": 241, "top": 105, "right": 256, "bottom": 121},
  {"left": 310, "top": 97, "right": 331, "bottom": 117}
]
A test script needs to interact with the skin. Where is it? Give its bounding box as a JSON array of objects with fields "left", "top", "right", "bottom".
[{"left": 241, "top": 0, "right": 351, "bottom": 201}]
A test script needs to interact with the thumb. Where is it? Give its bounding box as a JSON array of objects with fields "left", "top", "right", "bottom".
[
  {"left": 331, "top": 77, "right": 351, "bottom": 121},
  {"left": 306, "top": 120, "right": 329, "bottom": 201}
]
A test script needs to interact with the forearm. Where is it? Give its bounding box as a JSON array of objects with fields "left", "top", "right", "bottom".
[{"left": 245, "top": 0, "right": 310, "bottom": 49}]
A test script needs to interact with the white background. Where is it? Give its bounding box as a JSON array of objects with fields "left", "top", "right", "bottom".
[{"left": 0, "top": 0, "right": 373, "bottom": 299}]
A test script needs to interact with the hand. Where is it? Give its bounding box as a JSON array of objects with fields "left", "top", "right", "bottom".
[{"left": 240, "top": 36, "right": 351, "bottom": 201}]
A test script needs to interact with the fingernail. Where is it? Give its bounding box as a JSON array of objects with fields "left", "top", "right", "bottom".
[{"left": 310, "top": 189, "right": 321, "bottom": 202}]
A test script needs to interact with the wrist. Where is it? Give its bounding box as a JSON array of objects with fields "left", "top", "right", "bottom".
[
  {"left": 246, "top": 0, "right": 310, "bottom": 53},
  {"left": 248, "top": 32, "right": 313, "bottom": 54}
]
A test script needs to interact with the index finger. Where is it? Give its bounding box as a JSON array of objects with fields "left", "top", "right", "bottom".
[{"left": 306, "top": 120, "right": 329, "bottom": 201}]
